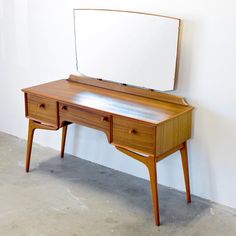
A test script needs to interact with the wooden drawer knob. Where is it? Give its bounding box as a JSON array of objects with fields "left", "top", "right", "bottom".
[
  {"left": 39, "top": 103, "right": 45, "bottom": 109},
  {"left": 61, "top": 105, "right": 68, "bottom": 110},
  {"left": 128, "top": 129, "right": 136, "bottom": 134},
  {"left": 101, "top": 116, "right": 109, "bottom": 122}
]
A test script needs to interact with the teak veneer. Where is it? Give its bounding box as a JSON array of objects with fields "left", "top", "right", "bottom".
[{"left": 22, "top": 74, "right": 193, "bottom": 226}]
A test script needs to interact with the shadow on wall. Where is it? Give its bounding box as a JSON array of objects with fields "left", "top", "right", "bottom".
[
  {"left": 189, "top": 105, "right": 236, "bottom": 206},
  {"left": 172, "top": 19, "right": 199, "bottom": 95}
]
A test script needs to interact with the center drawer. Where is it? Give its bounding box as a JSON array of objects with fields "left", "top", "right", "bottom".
[
  {"left": 112, "top": 116, "right": 156, "bottom": 155},
  {"left": 59, "top": 103, "right": 110, "bottom": 132}
]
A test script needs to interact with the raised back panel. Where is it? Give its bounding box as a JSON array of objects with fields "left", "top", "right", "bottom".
[{"left": 74, "top": 9, "right": 180, "bottom": 91}]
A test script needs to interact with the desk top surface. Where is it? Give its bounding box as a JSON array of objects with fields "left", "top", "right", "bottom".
[{"left": 23, "top": 79, "right": 192, "bottom": 124}]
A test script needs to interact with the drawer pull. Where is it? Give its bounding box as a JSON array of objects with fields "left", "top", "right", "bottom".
[
  {"left": 101, "top": 116, "right": 109, "bottom": 122},
  {"left": 128, "top": 129, "right": 137, "bottom": 135},
  {"left": 39, "top": 103, "right": 45, "bottom": 109},
  {"left": 62, "top": 105, "right": 68, "bottom": 110}
]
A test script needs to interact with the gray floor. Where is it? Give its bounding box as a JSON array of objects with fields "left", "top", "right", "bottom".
[{"left": 0, "top": 132, "right": 236, "bottom": 236}]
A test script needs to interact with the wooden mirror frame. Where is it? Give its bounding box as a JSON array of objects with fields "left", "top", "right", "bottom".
[{"left": 73, "top": 8, "right": 182, "bottom": 91}]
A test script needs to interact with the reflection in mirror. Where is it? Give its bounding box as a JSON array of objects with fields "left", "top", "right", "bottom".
[{"left": 74, "top": 9, "right": 180, "bottom": 91}]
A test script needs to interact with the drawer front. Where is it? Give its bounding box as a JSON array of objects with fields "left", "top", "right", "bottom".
[
  {"left": 112, "top": 116, "right": 156, "bottom": 155},
  {"left": 59, "top": 103, "right": 110, "bottom": 131},
  {"left": 27, "top": 93, "right": 58, "bottom": 127}
]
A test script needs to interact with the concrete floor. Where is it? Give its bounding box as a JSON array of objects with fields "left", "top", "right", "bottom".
[{"left": 0, "top": 132, "right": 236, "bottom": 236}]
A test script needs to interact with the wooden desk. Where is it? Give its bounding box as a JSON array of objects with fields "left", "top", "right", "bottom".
[{"left": 22, "top": 74, "right": 193, "bottom": 226}]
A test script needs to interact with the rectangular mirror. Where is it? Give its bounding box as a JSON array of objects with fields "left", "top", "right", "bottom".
[{"left": 74, "top": 9, "right": 180, "bottom": 91}]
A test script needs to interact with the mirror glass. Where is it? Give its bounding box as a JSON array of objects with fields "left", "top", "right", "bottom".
[{"left": 74, "top": 9, "right": 180, "bottom": 91}]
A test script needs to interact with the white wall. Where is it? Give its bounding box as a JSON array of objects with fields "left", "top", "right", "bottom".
[{"left": 1, "top": 0, "right": 236, "bottom": 209}]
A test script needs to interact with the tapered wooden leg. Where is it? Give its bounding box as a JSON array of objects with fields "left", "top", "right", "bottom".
[
  {"left": 25, "top": 120, "right": 59, "bottom": 172},
  {"left": 115, "top": 147, "right": 160, "bottom": 226},
  {"left": 61, "top": 125, "right": 68, "bottom": 158},
  {"left": 26, "top": 120, "right": 36, "bottom": 173},
  {"left": 147, "top": 157, "right": 160, "bottom": 226},
  {"left": 180, "top": 142, "right": 191, "bottom": 203}
]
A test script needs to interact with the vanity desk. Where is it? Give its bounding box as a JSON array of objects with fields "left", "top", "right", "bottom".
[
  {"left": 22, "top": 74, "right": 193, "bottom": 226},
  {"left": 22, "top": 9, "right": 194, "bottom": 225}
]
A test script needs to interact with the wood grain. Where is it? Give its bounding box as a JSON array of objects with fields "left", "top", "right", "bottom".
[
  {"left": 22, "top": 79, "right": 193, "bottom": 124},
  {"left": 180, "top": 142, "right": 191, "bottom": 203},
  {"left": 112, "top": 116, "right": 156, "bottom": 155},
  {"left": 61, "top": 125, "right": 68, "bottom": 158},
  {"left": 59, "top": 102, "right": 111, "bottom": 141},
  {"left": 27, "top": 93, "right": 58, "bottom": 127},
  {"left": 68, "top": 75, "right": 188, "bottom": 106},
  {"left": 22, "top": 77, "right": 193, "bottom": 226},
  {"left": 25, "top": 120, "right": 59, "bottom": 172},
  {"left": 116, "top": 146, "right": 160, "bottom": 225},
  {"left": 156, "top": 111, "right": 192, "bottom": 155},
  {"left": 146, "top": 156, "right": 160, "bottom": 226}
]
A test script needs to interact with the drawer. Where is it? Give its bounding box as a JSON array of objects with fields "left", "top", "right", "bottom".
[
  {"left": 26, "top": 93, "right": 58, "bottom": 127},
  {"left": 112, "top": 116, "right": 156, "bottom": 155},
  {"left": 59, "top": 103, "right": 110, "bottom": 132}
]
